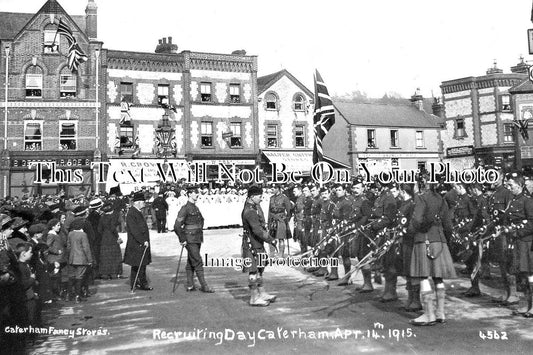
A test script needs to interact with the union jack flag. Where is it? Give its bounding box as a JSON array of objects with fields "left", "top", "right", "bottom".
[
  {"left": 313, "top": 70, "right": 335, "bottom": 164},
  {"left": 55, "top": 18, "right": 87, "bottom": 73},
  {"left": 514, "top": 118, "right": 530, "bottom": 140}
]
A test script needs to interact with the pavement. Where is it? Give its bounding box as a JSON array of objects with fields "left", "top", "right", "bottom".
[{"left": 25, "top": 228, "right": 533, "bottom": 354}]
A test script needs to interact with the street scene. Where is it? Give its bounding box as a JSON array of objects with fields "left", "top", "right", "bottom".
[{"left": 3, "top": 0, "right": 533, "bottom": 354}]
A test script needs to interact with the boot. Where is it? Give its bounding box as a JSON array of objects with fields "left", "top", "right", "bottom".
[
  {"left": 258, "top": 286, "right": 277, "bottom": 303},
  {"left": 250, "top": 285, "right": 270, "bottom": 306},
  {"left": 435, "top": 288, "right": 446, "bottom": 323},
  {"left": 464, "top": 277, "right": 481, "bottom": 297},
  {"left": 196, "top": 269, "right": 214, "bottom": 293},
  {"left": 513, "top": 281, "right": 531, "bottom": 315},
  {"left": 405, "top": 284, "right": 423, "bottom": 312},
  {"left": 185, "top": 268, "right": 196, "bottom": 292},
  {"left": 380, "top": 275, "right": 398, "bottom": 302},
  {"left": 356, "top": 269, "right": 374, "bottom": 293},
  {"left": 503, "top": 275, "right": 520, "bottom": 305},
  {"left": 74, "top": 279, "right": 86, "bottom": 303},
  {"left": 325, "top": 266, "right": 339, "bottom": 281},
  {"left": 410, "top": 291, "right": 436, "bottom": 326},
  {"left": 523, "top": 282, "right": 533, "bottom": 318}
]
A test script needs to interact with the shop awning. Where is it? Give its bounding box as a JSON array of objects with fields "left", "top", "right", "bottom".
[{"left": 262, "top": 150, "right": 313, "bottom": 173}]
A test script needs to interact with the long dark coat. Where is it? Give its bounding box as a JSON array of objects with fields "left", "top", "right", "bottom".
[
  {"left": 124, "top": 206, "right": 151, "bottom": 266},
  {"left": 97, "top": 212, "right": 123, "bottom": 276}
]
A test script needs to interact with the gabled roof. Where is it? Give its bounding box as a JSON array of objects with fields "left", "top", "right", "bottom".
[
  {"left": 257, "top": 69, "right": 313, "bottom": 97},
  {"left": 333, "top": 100, "right": 442, "bottom": 128},
  {"left": 0, "top": 0, "right": 86, "bottom": 41},
  {"left": 509, "top": 78, "right": 533, "bottom": 94}
]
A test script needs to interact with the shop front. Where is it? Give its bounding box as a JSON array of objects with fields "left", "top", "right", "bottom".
[{"left": 9, "top": 151, "right": 95, "bottom": 198}]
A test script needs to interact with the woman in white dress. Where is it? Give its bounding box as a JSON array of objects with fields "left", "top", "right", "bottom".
[{"left": 165, "top": 191, "right": 179, "bottom": 231}]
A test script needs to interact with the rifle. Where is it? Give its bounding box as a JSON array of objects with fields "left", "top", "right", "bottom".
[{"left": 470, "top": 220, "right": 526, "bottom": 281}]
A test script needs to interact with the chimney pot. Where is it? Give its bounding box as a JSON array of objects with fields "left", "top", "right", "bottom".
[
  {"left": 158, "top": 39, "right": 162, "bottom": 44},
  {"left": 168, "top": 36, "right": 172, "bottom": 44},
  {"left": 163, "top": 38, "right": 167, "bottom": 44}
]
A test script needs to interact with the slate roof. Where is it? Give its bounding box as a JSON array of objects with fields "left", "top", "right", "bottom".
[
  {"left": 257, "top": 69, "right": 313, "bottom": 97},
  {"left": 509, "top": 78, "right": 533, "bottom": 94},
  {"left": 333, "top": 100, "right": 443, "bottom": 128}
]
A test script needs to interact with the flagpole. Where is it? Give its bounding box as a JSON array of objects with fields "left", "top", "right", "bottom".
[
  {"left": 95, "top": 48, "right": 100, "bottom": 194},
  {"left": 4, "top": 44, "right": 10, "bottom": 198}
]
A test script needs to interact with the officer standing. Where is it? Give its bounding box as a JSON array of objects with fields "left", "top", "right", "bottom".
[
  {"left": 268, "top": 185, "right": 292, "bottom": 257},
  {"left": 174, "top": 187, "right": 214, "bottom": 293},
  {"left": 152, "top": 193, "right": 169, "bottom": 233},
  {"left": 242, "top": 186, "right": 276, "bottom": 306}
]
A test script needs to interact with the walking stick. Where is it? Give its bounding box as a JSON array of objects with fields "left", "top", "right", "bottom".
[
  {"left": 287, "top": 236, "right": 291, "bottom": 256},
  {"left": 131, "top": 245, "right": 149, "bottom": 293},
  {"left": 172, "top": 244, "right": 185, "bottom": 294}
]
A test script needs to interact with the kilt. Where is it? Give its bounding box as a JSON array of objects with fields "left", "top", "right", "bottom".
[
  {"left": 511, "top": 239, "right": 533, "bottom": 274},
  {"left": 400, "top": 240, "right": 414, "bottom": 277},
  {"left": 351, "top": 232, "right": 372, "bottom": 261},
  {"left": 382, "top": 243, "right": 402, "bottom": 274},
  {"left": 301, "top": 218, "right": 313, "bottom": 247},
  {"left": 410, "top": 242, "right": 457, "bottom": 279},
  {"left": 241, "top": 239, "right": 267, "bottom": 274}
]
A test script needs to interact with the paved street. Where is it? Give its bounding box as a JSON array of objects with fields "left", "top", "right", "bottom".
[{"left": 28, "top": 228, "right": 533, "bottom": 354}]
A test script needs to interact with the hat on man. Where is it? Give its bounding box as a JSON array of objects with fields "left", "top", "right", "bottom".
[
  {"left": 28, "top": 223, "right": 46, "bottom": 236},
  {"left": 109, "top": 185, "right": 122, "bottom": 197},
  {"left": 132, "top": 191, "right": 145, "bottom": 202},
  {"left": 0, "top": 214, "right": 13, "bottom": 229},
  {"left": 247, "top": 185, "right": 263, "bottom": 197},
  {"left": 89, "top": 198, "right": 103, "bottom": 209},
  {"left": 11, "top": 217, "right": 28, "bottom": 230},
  {"left": 73, "top": 205, "right": 88, "bottom": 217}
]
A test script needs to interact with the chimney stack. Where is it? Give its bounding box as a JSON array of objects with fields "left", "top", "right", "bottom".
[
  {"left": 85, "top": 0, "right": 98, "bottom": 39},
  {"left": 155, "top": 36, "right": 178, "bottom": 54},
  {"left": 410, "top": 88, "right": 424, "bottom": 111},
  {"left": 432, "top": 97, "right": 444, "bottom": 118},
  {"left": 511, "top": 55, "right": 529, "bottom": 74}
]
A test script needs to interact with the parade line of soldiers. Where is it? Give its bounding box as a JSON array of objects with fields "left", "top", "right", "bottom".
[{"left": 242, "top": 171, "right": 533, "bottom": 328}]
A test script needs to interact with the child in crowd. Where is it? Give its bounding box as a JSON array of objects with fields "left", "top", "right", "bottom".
[{"left": 15, "top": 242, "right": 39, "bottom": 326}]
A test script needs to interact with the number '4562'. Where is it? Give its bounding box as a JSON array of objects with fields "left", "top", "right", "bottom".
[{"left": 479, "top": 331, "right": 508, "bottom": 340}]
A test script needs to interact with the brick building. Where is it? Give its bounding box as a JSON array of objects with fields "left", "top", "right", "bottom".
[
  {"left": 0, "top": 0, "right": 102, "bottom": 197},
  {"left": 1, "top": 0, "right": 260, "bottom": 196},
  {"left": 440, "top": 61, "right": 527, "bottom": 171}
]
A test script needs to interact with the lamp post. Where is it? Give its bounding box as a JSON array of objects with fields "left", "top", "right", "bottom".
[
  {"left": 94, "top": 48, "right": 100, "bottom": 194},
  {"left": 155, "top": 110, "right": 174, "bottom": 159},
  {"left": 4, "top": 44, "right": 10, "bottom": 198}
]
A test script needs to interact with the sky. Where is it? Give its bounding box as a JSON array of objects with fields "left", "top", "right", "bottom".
[{"left": 2, "top": 0, "right": 533, "bottom": 99}]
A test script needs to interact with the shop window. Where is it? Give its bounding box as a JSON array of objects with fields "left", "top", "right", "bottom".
[
  {"left": 25, "top": 66, "right": 43, "bottom": 98},
  {"left": 267, "top": 124, "right": 279, "bottom": 147},
  {"left": 119, "top": 125, "right": 135, "bottom": 150},
  {"left": 390, "top": 129, "right": 399, "bottom": 147},
  {"left": 500, "top": 94, "right": 512, "bottom": 112},
  {"left": 158, "top": 84, "right": 169, "bottom": 105},
  {"left": 59, "top": 121, "right": 77, "bottom": 150},
  {"left": 43, "top": 25, "right": 59, "bottom": 53},
  {"left": 367, "top": 129, "right": 376, "bottom": 148},
  {"left": 504, "top": 123, "right": 514, "bottom": 143},
  {"left": 416, "top": 130, "right": 424, "bottom": 148},
  {"left": 200, "top": 82, "right": 212, "bottom": 102},
  {"left": 201, "top": 122, "right": 213, "bottom": 147},
  {"left": 265, "top": 93, "right": 278, "bottom": 110},
  {"left": 24, "top": 121, "right": 43, "bottom": 151},
  {"left": 230, "top": 84, "right": 241, "bottom": 103},
  {"left": 60, "top": 67, "right": 77, "bottom": 98},
  {"left": 295, "top": 125, "right": 306, "bottom": 147},
  {"left": 121, "top": 82, "right": 133, "bottom": 102},
  {"left": 455, "top": 118, "right": 466, "bottom": 138},
  {"left": 229, "top": 123, "right": 242, "bottom": 147},
  {"left": 293, "top": 94, "right": 305, "bottom": 111}
]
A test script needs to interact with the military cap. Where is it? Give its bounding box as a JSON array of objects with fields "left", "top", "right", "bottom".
[{"left": 247, "top": 185, "right": 263, "bottom": 197}]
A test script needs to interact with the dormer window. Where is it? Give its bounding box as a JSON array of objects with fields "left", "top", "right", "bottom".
[{"left": 265, "top": 93, "right": 278, "bottom": 110}]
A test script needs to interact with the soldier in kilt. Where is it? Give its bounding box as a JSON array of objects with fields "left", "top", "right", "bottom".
[
  {"left": 503, "top": 174, "right": 533, "bottom": 317},
  {"left": 300, "top": 185, "right": 313, "bottom": 254},
  {"left": 312, "top": 187, "right": 336, "bottom": 277},
  {"left": 242, "top": 186, "right": 276, "bottom": 306},
  {"left": 305, "top": 185, "right": 322, "bottom": 273},
  {"left": 268, "top": 185, "right": 292, "bottom": 257},
  {"left": 409, "top": 177, "right": 456, "bottom": 326},
  {"left": 292, "top": 185, "right": 306, "bottom": 253}
]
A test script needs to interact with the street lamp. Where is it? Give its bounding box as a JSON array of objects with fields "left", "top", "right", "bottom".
[{"left": 155, "top": 111, "right": 175, "bottom": 158}]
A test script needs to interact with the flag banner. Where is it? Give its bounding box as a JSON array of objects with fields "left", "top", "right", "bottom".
[
  {"left": 120, "top": 100, "right": 132, "bottom": 124},
  {"left": 514, "top": 118, "right": 530, "bottom": 140},
  {"left": 313, "top": 70, "right": 335, "bottom": 164},
  {"left": 55, "top": 18, "right": 88, "bottom": 73}
]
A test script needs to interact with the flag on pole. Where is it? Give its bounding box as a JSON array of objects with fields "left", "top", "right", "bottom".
[
  {"left": 313, "top": 70, "right": 335, "bottom": 164},
  {"left": 514, "top": 118, "right": 531, "bottom": 140},
  {"left": 55, "top": 18, "right": 88, "bottom": 72}
]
